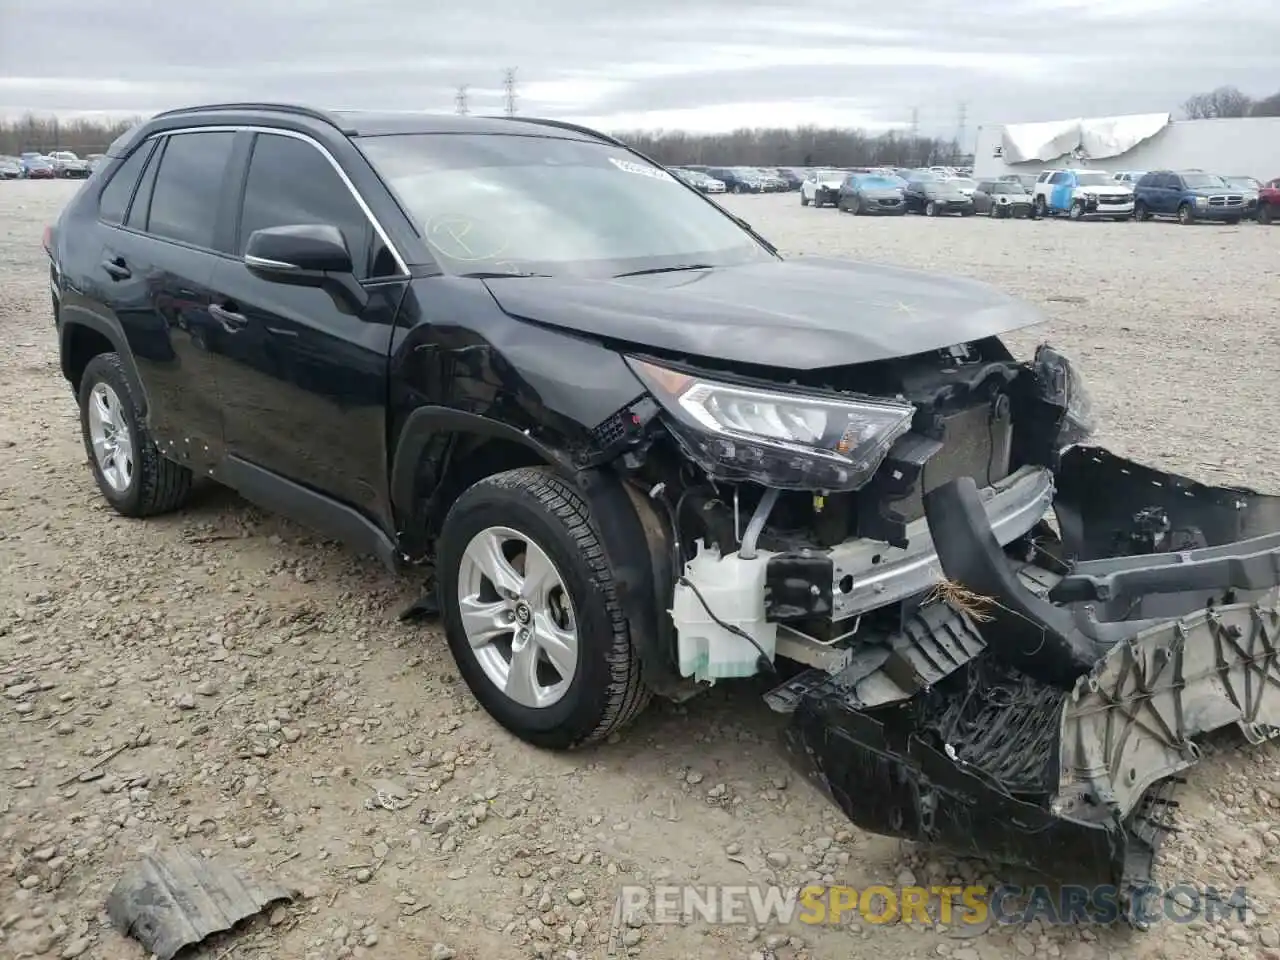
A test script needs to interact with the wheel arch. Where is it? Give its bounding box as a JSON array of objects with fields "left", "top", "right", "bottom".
[
  {"left": 60, "top": 311, "right": 149, "bottom": 415},
  {"left": 391, "top": 405, "right": 685, "bottom": 696}
]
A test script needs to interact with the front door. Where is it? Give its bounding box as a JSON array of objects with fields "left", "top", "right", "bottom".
[{"left": 206, "top": 131, "right": 409, "bottom": 525}]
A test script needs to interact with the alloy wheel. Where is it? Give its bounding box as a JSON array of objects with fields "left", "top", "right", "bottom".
[
  {"left": 86, "top": 382, "right": 135, "bottom": 493},
  {"left": 456, "top": 525, "right": 579, "bottom": 709}
]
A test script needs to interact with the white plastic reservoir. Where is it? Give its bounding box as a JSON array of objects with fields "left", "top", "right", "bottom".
[{"left": 671, "top": 540, "right": 777, "bottom": 684}]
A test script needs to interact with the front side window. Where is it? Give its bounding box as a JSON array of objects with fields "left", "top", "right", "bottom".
[
  {"left": 357, "top": 133, "right": 775, "bottom": 278},
  {"left": 237, "top": 133, "right": 387, "bottom": 278},
  {"left": 145, "top": 131, "right": 236, "bottom": 248}
]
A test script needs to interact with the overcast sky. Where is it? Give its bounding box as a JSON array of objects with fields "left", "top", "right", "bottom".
[{"left": 2, "top": 0, "right": 1276, "bottom": 143}]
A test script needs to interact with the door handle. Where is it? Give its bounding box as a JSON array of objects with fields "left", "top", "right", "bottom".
[
  {"left": 210, "top": 302, "right": 249, "bottom": 332},
  {"left": 101, "top": 256, "right": 130, "bottom": 280}
]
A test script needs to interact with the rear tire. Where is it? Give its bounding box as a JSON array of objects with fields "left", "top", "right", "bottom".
[
  {"left": 436, "top": 467, "right": 651, "bottom": 749},
  {"left": 78, "top": 353, "right": 193, "bottom": 518}
]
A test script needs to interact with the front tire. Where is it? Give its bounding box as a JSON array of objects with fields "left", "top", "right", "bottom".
[
  {"left": 800, "top": 192, "right": 809, "bottom": 207},
  {"left": 1260, "top": 203, "right": 1274, "bottom": 225},
  {"left": 1177, "top": 203, "right": 1195, "bottom": 225},
  {"left": 1033, "top": 195, "right": 1048, "bottom": 217},
  {"left": 78, "top": 353, "right": 193, "bottom": 517},
  {"left": 925, "top": 200, "right": 938, "bottom": 217},
  {"left": 436, "top": 467, "right": 651, "bottom": 749}
]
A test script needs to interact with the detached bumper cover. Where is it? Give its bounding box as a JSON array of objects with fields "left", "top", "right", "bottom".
[{"left": 784, "top": 446, "right": 1280, "bottom": 909}]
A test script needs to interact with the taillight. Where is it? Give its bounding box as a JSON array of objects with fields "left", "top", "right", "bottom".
[{"left": 42, "top": 225, "right": 53, "bottom": 257}]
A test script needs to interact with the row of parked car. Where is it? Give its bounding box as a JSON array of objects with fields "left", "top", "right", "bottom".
[
  {"left": 788, "top": 164, "right": 1279, "bottom": 224},
  {"left": 666, "top": 164, "right": 977, "bottom": 196},
  {"left": 0, "top": 150, "right": 102, "bottom": 179}
]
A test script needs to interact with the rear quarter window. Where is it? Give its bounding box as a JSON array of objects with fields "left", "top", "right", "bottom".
[{"left": 97, "top": 142, "right": 154, "bottom": 225}]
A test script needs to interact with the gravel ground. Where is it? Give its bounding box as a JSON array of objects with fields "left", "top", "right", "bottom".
[{"left": 1, "top": 181, "right": 1278, "bottom": 960}]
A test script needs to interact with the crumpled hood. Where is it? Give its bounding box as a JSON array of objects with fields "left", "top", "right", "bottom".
[{"left": 482, "top": 258, "right": 1044, "bottom": 370}]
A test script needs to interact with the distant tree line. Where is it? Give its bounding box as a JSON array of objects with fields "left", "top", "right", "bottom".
[
  {"left": 1183, "top": 85, "right": 1280, "bottom": 119},
  {"left": 0, "top": 115, "right": 139, "bottom": 155},
  {"left": 613, "top": 126, "right": 961, "bottom": 168}
]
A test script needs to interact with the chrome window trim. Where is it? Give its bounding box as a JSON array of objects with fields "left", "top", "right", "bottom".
[{"left": 143, "top": 124, "right": 410, "bottom": 277}]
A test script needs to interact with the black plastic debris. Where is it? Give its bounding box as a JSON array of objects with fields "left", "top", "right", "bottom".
[{"left": 106, "top": 847, "right": 297, "bottom": 960}]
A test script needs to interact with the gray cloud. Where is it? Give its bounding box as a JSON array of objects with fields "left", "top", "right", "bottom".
[{"left": 1, "top": 0, "right": 1276, "bottom": 141}]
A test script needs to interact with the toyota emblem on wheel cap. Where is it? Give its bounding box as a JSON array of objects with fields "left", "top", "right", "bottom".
[{"left": 514, "top": 601, "right": 532, "bottom": 625}]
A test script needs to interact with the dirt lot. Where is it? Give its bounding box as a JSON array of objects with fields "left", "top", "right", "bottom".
[{"left": 1, "top": 181, "right": 1278, "bottom": 960}]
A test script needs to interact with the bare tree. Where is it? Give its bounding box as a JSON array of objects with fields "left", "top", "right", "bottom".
[
  {"left": 613, "top": 125, "right": 955, "bottom": 168},
  {"left": 1183, "top": 85, "right": 1254, "bottom": 119},
  {"left": 0, "top": 114, "right": 141, "bottom": 156},
  {"left": 1250, "top": 91, "right": 1280, "bottom": 117}
]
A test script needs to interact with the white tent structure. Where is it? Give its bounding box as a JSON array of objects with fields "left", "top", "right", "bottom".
[{"left": 974, "top": 112, "right": 1280, "bottom": 180}]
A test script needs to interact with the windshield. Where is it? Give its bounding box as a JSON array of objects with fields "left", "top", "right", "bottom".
[
  {"left": 993, "top": 182, "right": 1025, "bottom": 194},
  {"left": 1074, "top": 172, "right": 1113, "bottom": 186},
  {"left": 950, "top": 178, "right": 975, "bottom": 188},
  {"left": 854, "top": 175, "right": 900, "bottom": 188},
  {"left": 1181, "top": 173, "right": 1226, "bottom": 188},
  {"left": 1225, "top": 176, "right": 1259, "bottom": 189},
  {"left": 815, "top": 170, "right": 844, "bottom": 180},
  {"left": 358, "top": 133, "right": 774, "bottom": 278}
]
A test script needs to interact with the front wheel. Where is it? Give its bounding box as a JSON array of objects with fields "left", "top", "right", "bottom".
[
  {"left": 1068, "top": 200, "right": 1085, "bottom": 220},
  {"left": 1260, "top": 203, "right": 1274, "bottom": 225},
  {"left": 1033, "top": 195, "right": 1048, "bottom": 218},
  {"left": 800, "top": 192, "right": 809, "bottom": 207},
  {"left": 78, "top": 352, "right": 193, "bottom": 517},
  {"left": 1177, "top": 203, "right": 1195, "bottom": 225},
  {"left": 1134, "top": 201, "right": 1150, "bottom": 221},
  {"left": 436, "top": 467, "right": 651, "bottom": 749},
  {"left": 925, "top": 200, "right": 938, "bottom": 217}
]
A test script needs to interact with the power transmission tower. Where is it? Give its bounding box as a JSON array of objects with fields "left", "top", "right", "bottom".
[
  {"left": 455, "top": 85, "right": 470, "bottom": 115},
  {"left": 502, "top": 68, "right": 518, "bottom": 117},
  {"left": 956, "top": 102, "right": 968, "bottom": 160}
]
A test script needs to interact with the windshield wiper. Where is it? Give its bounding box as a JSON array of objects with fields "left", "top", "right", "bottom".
[
  {"left": 613, "top": 263, "right": 716, "bottom": 278},
  {"left": 458, "top": 270, "right": 552, "bottom": 279}
]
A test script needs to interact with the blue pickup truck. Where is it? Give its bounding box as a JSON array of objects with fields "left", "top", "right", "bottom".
[{"left": 1132, "top": 170, "right": 1250, "bottom": 225}]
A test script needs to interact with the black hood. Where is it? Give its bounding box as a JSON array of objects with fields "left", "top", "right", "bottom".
[{"left": 482, "top": 257, "right": 1043, "bottom": 370}]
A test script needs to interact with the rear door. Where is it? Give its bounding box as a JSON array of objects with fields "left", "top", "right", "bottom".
[
  {"left": 94, "top": 130, "right": 239, "bottom": 458},
  {"left": 206, "top": 130, "right": 409, "bottom": 524}
]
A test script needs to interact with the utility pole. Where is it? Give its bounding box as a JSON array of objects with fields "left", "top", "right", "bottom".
[
  {"left": 909, "top": 106, "right": 919, "bottom": 164},
  {"left": 454, "top": 85, "right": 470, "bottom": 116},
  {"left": 956, "top": 102, "right": 968, "bottom": 161},
  {"left": 502, "top": 68, "right": 518, "bottom": 117}
]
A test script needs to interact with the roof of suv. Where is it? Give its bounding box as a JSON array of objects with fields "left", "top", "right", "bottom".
[
  {"left": 152, "top": 102, "right": 610, "bottom": 140},
  {"left": 107, "top": 101, "right": 623, "bottom": 157}
]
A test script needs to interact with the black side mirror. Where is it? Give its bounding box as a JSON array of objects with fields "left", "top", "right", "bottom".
[
  {"left": 244, "top": 224, "right": 353, "bottom": 279},
  {"left": 244, "top": 224, "right": 368, "bottom": 312}
]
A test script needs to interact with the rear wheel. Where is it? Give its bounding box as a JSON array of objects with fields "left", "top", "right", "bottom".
[
  {"left": 847, "top": 195, "right": 860, "bottom": 215},
  {"left": 436, "top": 467, "right": 651, "bottom": 749},
  {"left": 78, "top": 353, "right": 193, "bottom": 517}
]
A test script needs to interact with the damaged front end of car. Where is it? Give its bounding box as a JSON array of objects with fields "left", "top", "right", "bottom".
[{"left": 608, "top": 337, "right": 1280, "bottom": 914}]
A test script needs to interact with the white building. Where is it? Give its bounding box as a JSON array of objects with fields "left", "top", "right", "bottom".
[{"left": 973, "top": 113, "right": 1280, "bottom": 181}]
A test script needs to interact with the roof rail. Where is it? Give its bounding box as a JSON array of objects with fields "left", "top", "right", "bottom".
[
  {"left": 494, "top": 115, "right": 626, "bottom": 149},
  {"left": 149, "top": 102, "right": 352, "bottom": 133}
]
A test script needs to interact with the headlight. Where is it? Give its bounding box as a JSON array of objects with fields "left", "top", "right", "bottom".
[
  {"left": 1195, "top": 196, "right": 1208, "bottom": 207},
  {"left": 627, "top": 357, "right": 916, "bottom": 491},
  {"left": 1032, "top": 345, "right": 1097, "bottom": 448}
]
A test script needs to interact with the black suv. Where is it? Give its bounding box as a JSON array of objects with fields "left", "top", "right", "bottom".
[{"left": 46, "top": 108, "right": 1280, "bottom": 887}]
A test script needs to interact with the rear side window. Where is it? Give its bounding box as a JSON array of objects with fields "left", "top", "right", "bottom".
[
  {"left": 145, "top": 131, "right": 236, "bottom": 249},
  {"left": 236, "top": 133, "right": 379, "bottom": 278},
  {"left": 97, "top": 142, "right": 154, "bottom": 224}
]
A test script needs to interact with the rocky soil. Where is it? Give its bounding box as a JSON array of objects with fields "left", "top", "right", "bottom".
[{"left": 1, "top": 181, "right": 1278, "bottom": 960}]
